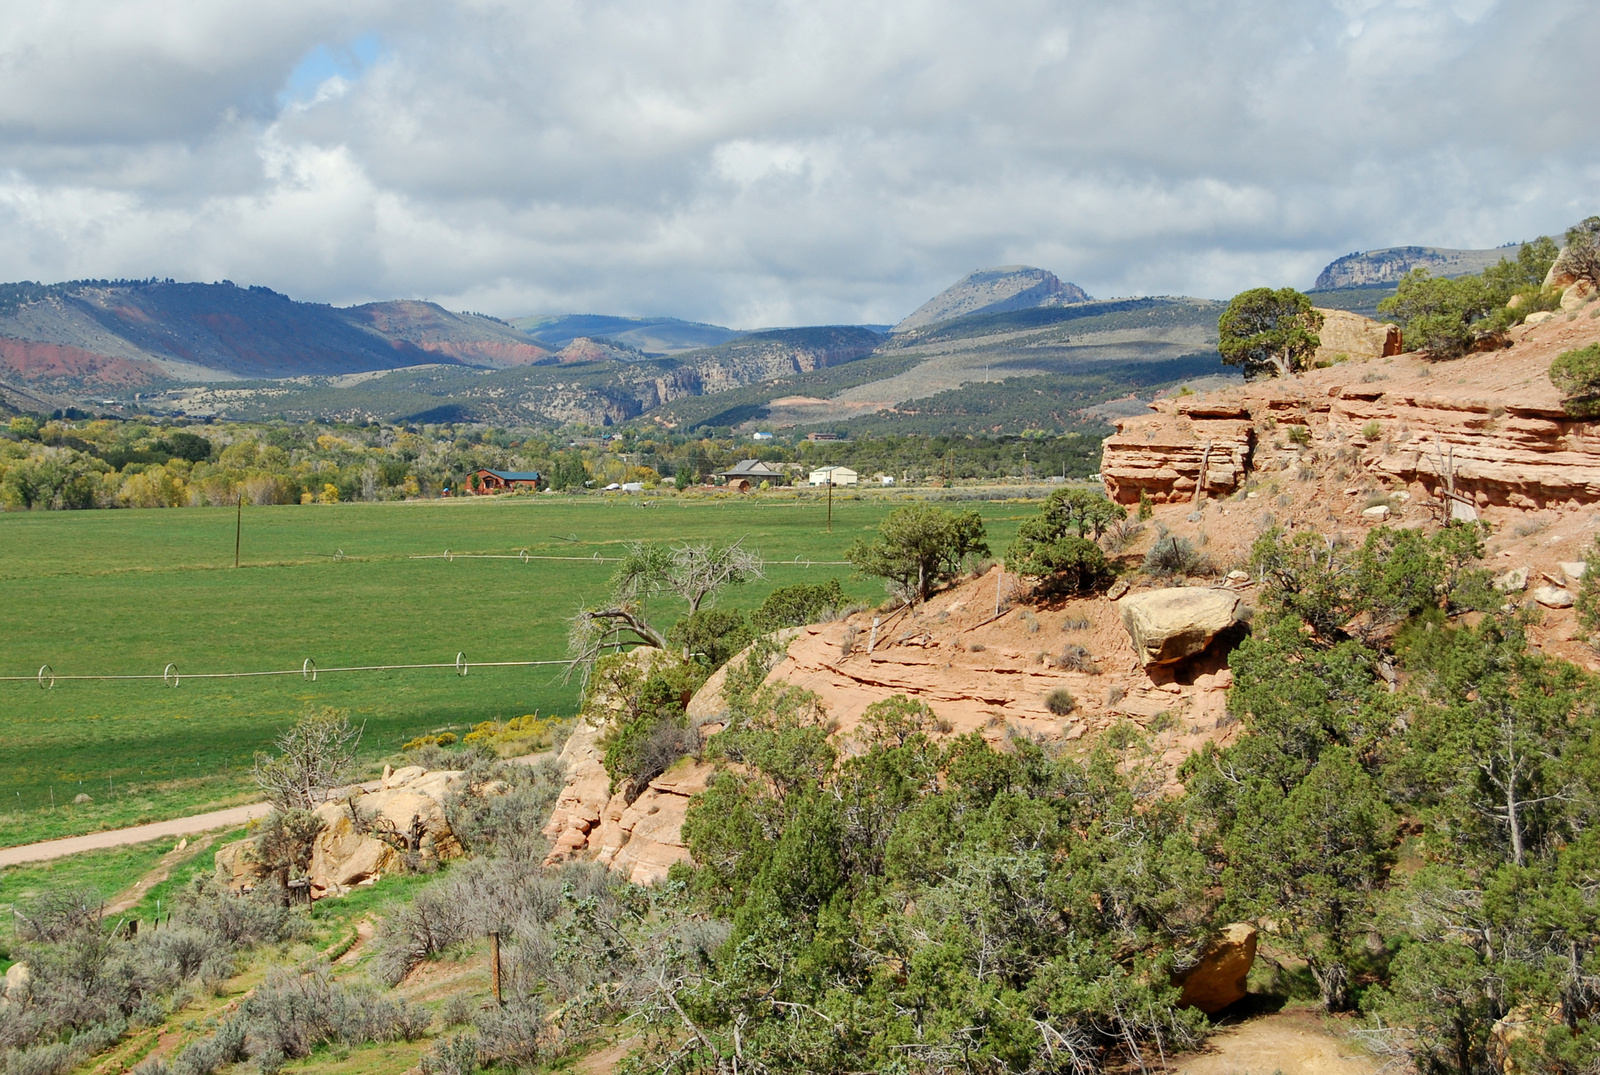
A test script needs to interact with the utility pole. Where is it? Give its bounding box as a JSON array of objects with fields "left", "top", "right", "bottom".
[
  {"left": 826, "top": 479, "right": 833, "bottom": 532},
  {"left": 235, "top": 492, "right": 243, "bottom": 568}
]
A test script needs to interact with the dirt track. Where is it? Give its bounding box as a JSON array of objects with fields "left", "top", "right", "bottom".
[
  {"left": 0, "top": 803, "right": 273, "bottom": 868},
  {"left": 0, "top": 753, "right": 557, "bottom": 869}
]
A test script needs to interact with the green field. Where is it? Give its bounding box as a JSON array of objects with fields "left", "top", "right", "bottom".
[{"left": 0, "top": 493, "right": 1035, "bottom": 847}]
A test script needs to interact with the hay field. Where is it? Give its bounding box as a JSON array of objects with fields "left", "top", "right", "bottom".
[{"left": 0, "top": 493, "right": 1031, "bottom": 846}]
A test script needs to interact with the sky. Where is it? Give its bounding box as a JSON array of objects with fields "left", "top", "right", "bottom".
[{"left": 0, "top": 0, "right": 1596, "bottom": 328}]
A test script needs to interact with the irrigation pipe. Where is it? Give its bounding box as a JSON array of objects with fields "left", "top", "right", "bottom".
[
  {"left": 7, "top": 653, "right": 573, "bottom": 689},
  {"left": 407, "top": 550, "right": 851, "bottom": 566}
]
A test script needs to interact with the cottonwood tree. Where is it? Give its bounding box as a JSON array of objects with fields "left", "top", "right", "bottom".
[
  {"left": 253, "top": 706, "right": 363, "bottom": 811},
  {"left": 1218, "top": 287, "right": 1324, "bottom": 378}
]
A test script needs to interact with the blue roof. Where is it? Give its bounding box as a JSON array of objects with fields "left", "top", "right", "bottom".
[{"left": 482, "top": 469, "right": 542, "bottom": 481}]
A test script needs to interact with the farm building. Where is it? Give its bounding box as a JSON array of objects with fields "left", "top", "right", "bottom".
[
  {"left": 718, "top": 459, "right": 784, "bottom": 492},
  {"left": 469, "top": 469, "right": 543, "bottom": 494},
  {"left": 808, "top": 465, "right": 858, "bottom": 487}
]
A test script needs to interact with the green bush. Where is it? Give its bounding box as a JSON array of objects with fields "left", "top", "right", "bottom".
[
  {"left": 667, "top": 608, "right": 752, "bottom": 669},
  {"left": 1143, "top": 534, "right": 1210, "bottom": 578},
  {"left": 1044, "top": 687, "right": 1076, "bottom": 715},
  {"left": 750, "top": 578, "right": 847, "bottom": 633},
  {"left": 1548, "top": 342, "right": 1600, "bottom": 418}
]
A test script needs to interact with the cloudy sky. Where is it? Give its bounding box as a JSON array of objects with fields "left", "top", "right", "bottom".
[{"left": 0, "top": 0, "right": 1596, "bottom": 327}]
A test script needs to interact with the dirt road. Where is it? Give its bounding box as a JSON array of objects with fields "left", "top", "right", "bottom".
[
  {"left": 0, "top": 803, "right": 274, "bottom": 868},
  {"left": 0, "top": 753, "right": 559, "bottom": 869}
]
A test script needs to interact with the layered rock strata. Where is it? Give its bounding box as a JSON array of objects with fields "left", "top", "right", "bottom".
[{"left": 1103, "top": 303, "right": 1600, "bottom": 509}]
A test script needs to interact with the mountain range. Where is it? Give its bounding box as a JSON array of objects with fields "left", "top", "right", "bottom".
[{"left": 0, "top": 232, "right": 1543, "bottom": 435}]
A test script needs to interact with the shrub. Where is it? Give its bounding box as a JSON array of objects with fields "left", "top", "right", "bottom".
[
  {"left": 1360, "top": 421, "right": 1381, "bottom": 440},
  {"left": 1056, "top": 645, "right": 1097, "bottom": 673},
  {"left": 1549, "top": 343, "right": 1600, "bottom": 418},
  {"left": 1286, "top": 425, "right": 1312, "bottom": 447},
  {"left": 751, "top": 579, "right": 847, "bottom": 633},
  {"left": 1143, "top": 535, "right": 1211, "bottom": 578},
  {"left": 421, "top": 1034, "right": 480, "bottom": 1075},
  {"left": 1044, "top": 688, "right": 1076, "bottom": 716},
  {"left": 667, "top": 608, "right": 752, "bottom": 670}
]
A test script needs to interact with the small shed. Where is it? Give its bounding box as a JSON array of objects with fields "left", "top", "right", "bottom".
[
  {"left": 808, "top": 465, "right": 858, "bottom": 487},
  {"left": 471, "top": 469, "right": 543, "bottom": 494}
]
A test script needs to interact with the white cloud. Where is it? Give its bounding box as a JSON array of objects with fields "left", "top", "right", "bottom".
[{"left": 0, "top": 0, "right": 1594, "bottom": 326}]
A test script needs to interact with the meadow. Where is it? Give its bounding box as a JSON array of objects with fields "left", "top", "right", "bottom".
[{"left": 0, "top": 491, "right": 1035, "bottom": 847}]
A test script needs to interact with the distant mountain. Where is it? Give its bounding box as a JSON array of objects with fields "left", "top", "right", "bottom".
[
  {"left": 514, "top": 314, "right": 745, "bottom": 354},
  {"left": 0, "top": 280, "right": 550, "bottom": 392},
  {"left": 147, "top": 325, "right": 885, "bottom": 427},
  {"left": 1314, "top": 243, "right": 1529, "bottom": 289},
  {"left": 893, "top": 267, "right": 1091, "bottom": 333}
]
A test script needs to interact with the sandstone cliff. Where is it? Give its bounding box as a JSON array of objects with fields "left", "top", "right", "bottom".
[{"left": 1104, "top": 295, "right": 1600, "bottom": 509}]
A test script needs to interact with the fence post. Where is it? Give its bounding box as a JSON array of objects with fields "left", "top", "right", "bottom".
[{"left": 490, "top": 930, "right": 503, "bottom": 1005}]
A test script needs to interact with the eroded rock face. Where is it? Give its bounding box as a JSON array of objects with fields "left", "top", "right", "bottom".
[
  {"left": 540, "top": 717, "right": 714, "bottom": 885},
  {"left": 1175, "top": 923, "right": 1257, "bottom": 1014},
  {"left": 1119, "top": 588, "right": 1241, "bottom": 666},
  {"left": 1100, "top": 311, "right": 1600, "bottom": 511},
  {"left": 1100, "top": 400, "right": 1255, "bottom": 504}
]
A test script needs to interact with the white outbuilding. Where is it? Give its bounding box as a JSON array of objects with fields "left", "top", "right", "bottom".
[{"left": 808, "top": 465, "right": 859, "bottom": 487}]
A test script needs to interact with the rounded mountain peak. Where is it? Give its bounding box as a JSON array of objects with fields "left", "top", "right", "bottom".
[{"left": 894, "top": 266, "right": 1091, "bottom": 332}]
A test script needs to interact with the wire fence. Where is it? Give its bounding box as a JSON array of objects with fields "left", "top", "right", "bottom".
[{"left": 4, "top": 653, "right": 573, "bottom": 689}]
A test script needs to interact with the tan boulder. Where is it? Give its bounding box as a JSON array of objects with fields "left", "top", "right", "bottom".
[
  {"left": 1561, "top": 279, "right": 1596, "bottom": 312},
  {"left": 541, "top": 717, "right": 614, "bottom": 867},
  {"left": 1532, "top": 585, "right": 1576, "bottom": 609},
  {"left": 308, "top": 771, "right": 465, "bottom": 897},
  {"left": 1119, "top": 588, "right": 1241, "bottom": 665},
  {"left": 685, "top": 629, "right": 801, "bottom": 721},
  {"left": 2, "top": 962, "right": 31, "bottom": 1005},
  {"left": 1312, "top": 308, "right": 1402, "bottom": 364},
  {"left": 1175, "top": 922, "right": 1257, "bottom": 1013},
  {"left": 214, "top": 838, "right": 263, "bottom": 891}
]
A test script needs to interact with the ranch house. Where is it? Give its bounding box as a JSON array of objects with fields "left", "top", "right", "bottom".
[{"left": 469, "top": 469, "right": 543, "bottom": 494}]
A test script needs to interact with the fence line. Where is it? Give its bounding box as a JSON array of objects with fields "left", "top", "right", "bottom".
[
  {"left": 5, "top": 652, "right": 572, "bottom": 689},
  {"left": 407, "top": 549, "right": 852, "bottom": 566}
]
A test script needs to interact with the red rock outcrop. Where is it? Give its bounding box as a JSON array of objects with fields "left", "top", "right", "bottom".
[{"left": 1103, "top": 301, "right": 1600, "bottom": 509}]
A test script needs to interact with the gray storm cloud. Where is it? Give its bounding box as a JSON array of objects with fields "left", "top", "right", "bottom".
[{"left": 0, "top": 0, "right": 1595, "bottom": 326}]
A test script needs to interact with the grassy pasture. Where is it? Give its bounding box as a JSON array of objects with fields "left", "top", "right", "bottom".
[{"left": 0, "top": 492, "right": 1032, "bottom": 846}]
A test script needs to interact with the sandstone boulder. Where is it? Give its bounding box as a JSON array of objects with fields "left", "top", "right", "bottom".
[
  {"left": 1, "top": 962, "right": 30, "bottom": 1005},
  {"left": 1560, "top": 279, "right": 1595, "bottom": 313},
  {"left": 1532, "top": 585, "right": 1576, "bottom": 609},
  {"left": 1312, "top": 308, "right": 1402, "bottom": 364},
  {"left": 1120, "top": 588, "right": 1241, "bottom": 666},
  {"left": 214, "top": 766, "right": 465, "bottom": 900},
  {"left": 1494, "top": 566, "right": 1530, "bottom": 593},
  {"left": 1175, "top": 923, "right": 1257, "bottom": 1013},
  {"left": 1560, "top": 561, "right": 1587, "bottom": 584},
  {"left": 1488, "top": 1005, "right": 1559, "bottom": 1074}
]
